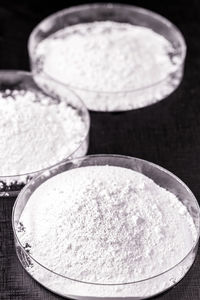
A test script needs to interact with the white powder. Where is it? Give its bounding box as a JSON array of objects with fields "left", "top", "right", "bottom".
[
  {"left": 34, "top": 21, "right": 183, "bottom": 111},
  {"left": 17, "top": 165, "right": 197, "bottom": 298},
  {"left": 0, "top": 89, "right": 86, "bottom": 176}
]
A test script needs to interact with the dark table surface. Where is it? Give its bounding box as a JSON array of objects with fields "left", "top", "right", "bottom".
[{"left": 1, "top": 0, "right": 200, "bottom": 299}]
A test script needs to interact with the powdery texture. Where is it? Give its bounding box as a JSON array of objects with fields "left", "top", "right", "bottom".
[
  {"left": 34, "top": 21, "right": 183, "bottom": 111},
  {"left": 17, "top": 166, "right": 197, "bottom": 297},
  {"left": 0, "top": 89, "right": 86, "bottom": 176}
]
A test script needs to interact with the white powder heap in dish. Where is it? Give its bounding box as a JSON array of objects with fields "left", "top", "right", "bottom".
[
  {"left": 0, "top": 89, "right": 86, "bottom": 176},
  {"left": 18, "top": 165, "right": 197, "bottom": 289},
  {"left": 34, "top": 21, "right": 182, "bottom": 111}
]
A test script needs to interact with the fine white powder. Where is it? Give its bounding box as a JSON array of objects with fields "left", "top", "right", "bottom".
[
  {"left": 0, "top": 89, "right": 86, "bottom": 176},
  {"left": 17, "top": 166, "right": 197, "bottom": 297},
  {"left": 34, "top": 21, "right": 182, "bottom": 111}
]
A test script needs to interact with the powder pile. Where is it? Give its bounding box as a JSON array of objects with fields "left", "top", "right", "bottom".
[
  {"left": 0, "top": 89, "right": 86, "bottom": 176},
  {"left": 34, "top": 21, "right": 182, "bottom": 111},
  {"left": 17, "top": 165, "right": 197, "bottom": 297}
]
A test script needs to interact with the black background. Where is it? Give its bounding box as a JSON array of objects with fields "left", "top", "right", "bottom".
[{"left": 1, "top": 0, "right": 200, "bottom": 299}]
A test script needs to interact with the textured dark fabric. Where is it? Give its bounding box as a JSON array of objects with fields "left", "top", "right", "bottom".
[{"left": 1, "top": 0, "right": 200, "bottom": 299}]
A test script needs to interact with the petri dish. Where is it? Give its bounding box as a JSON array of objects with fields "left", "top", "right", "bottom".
[
  {"left": 13, "top": 154, "right": 200, "bottom": 299},
  {"left": 28, "top": 3, "right": 186, "bottom": 112}
]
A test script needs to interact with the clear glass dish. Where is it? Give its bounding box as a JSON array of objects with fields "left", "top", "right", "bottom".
[
  {"left": 0, "top": 70, "right": 90, "bottom": 197},
  {"left": 28, "top": 3, "right": 186, "bottom": 112},
  {"left": 12, "top": 154, "right": 200, "bottom": 299}
]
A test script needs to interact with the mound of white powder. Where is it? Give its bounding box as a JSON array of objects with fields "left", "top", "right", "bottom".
[
  {"left": 17, "top": 165, "right": 197, "bottom": 295},
  {"left": 34, "top": 21, "right": 183, "bottom": 111},
  {"left": 0, "top": 89, "right": 86, "bottom": 176}
]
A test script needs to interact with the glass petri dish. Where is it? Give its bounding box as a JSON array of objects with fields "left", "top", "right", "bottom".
[
  {"left": 28, "top": 3, "right": 186, "bottom": 112},
  {"left": 12, "top": 154, "right": 200, "bottom": 299},
  {"left": 0, "top": 70, "right": 90, "bottom": 197}
]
